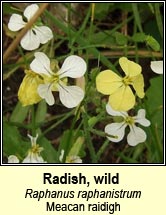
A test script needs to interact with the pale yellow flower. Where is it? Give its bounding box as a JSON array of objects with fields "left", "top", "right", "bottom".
[
  {"left": 96, "top": 57, "right": 145, "bottom": 111},
  {"left": 18, "top": 70, "right": 43, "bottom": 106}
]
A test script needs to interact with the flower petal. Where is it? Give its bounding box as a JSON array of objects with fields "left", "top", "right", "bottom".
[
  {"left": 119, "top": 57, "right": 142, "bottom": 77},
  {"left": 8, "top": 155, "right": 19, "bottom": 163},
  {"left": 21, "top": 30, "right": 40, "bottom": 50},
  {"left": 131, "top": 74, "right": 145, "bottom": 98},
  {"left": 58, "top": 84, "right": 84, "bottom": 108},
  {"left": 150, "top": 61, "right": 163, "bottom": 74},
  {"left": 105, "top": 122, "right": 126, "bottom": 142},
  {"left": 38, "top": 84, "right": 55, "bottom": 106},
  {"left": 24, "top": 4, "right": 39, "bottom": 21},
  {"left": 27, "top": 134, "right": 39, "bottom": 147},
  {"left": 127, "top": 125, "right": 147, "bottom": 146},
  {"left": 34, "top": 26, "right": 53, "bottom": 44},
  {"left": 8, "top": 14, "right": 26, "bottom": 31},
  {"left": 22, "top": 154, "right": 46, "bottom": 163},
  {"left": 96, "top": 70, "right": 122, "bottom": 95},
  {"left": 30, "top": 52, "right": 52, "bottom": 76},
  {"left": 106, "top": 103, "right": 127, "bottom": 117},
  {"left": 134, "top": 109, "right": 151, "bottom": 127},
  {"left": 18, "top": 70, "right": 43, "bottom": 106},
  {"left": 66, "top": 155, "right": 82, "bottom": 163},
  {"left": 59, "top": 150, "right": 65, "bottom": 162},
  {"left": 108, "top": 85, "right": 135, "bottom": 111},
  {"left": 58, "top": 55, "right": 87, "bottom": 78}
]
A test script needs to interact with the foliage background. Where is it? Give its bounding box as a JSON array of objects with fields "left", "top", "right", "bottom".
[{"left": 2, "top": 2, "right": 164, "bottom": 163}]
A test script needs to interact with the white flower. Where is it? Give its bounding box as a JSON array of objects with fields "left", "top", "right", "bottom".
[
  {"left": 59, "top": 149, "right": 82, "bottom": 163},
  {"left": 22, "top": 134, "right": 47, "bottom": 163},
  {"left": 8, "top": 155, "right": 19, "bottom": 163},
  {"left": 30, "top": 52, "right": 87, "bottom": 108},
  {"left": 8, "top": 4, "right": 53, "bottom": 50},
  {"left": 150, "top": 61, "right": 163, "bottom": 74},
  {"left": 105, "top": 104, "right": 151, "bottom": 146},
  {"left": 66, "top": 155, "right": 82, "bottom": 163}
]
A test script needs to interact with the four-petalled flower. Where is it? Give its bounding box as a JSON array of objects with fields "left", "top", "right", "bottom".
[
  {"left": 96, "top": 57, "right": 145, "bottom": 111},
  {"left": 8, "top": 4, "right": 53, "bottom": 50},
  {"left": 29, "top": 52, "right": 87, "bottom": 108},
  {"left": 22, "top": 134, "right": 47, "bottom": 163},
  {"left": 105, "top": 104, "right": 151, "bottom": 146}
]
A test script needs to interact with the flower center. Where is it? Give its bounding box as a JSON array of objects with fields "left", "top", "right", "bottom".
[
  {"left": 43, "top": 73, "right": 59, "bottom": 84},
  {"left": 30, "top": 144, "right": 43, "bottom": 154},
  {"left": 52, "top": 74, "right": 59, "bottom": 83},
  {"left": 124, "top": 116, "right": 135, "bottom": 125},
  {"left": 122, "top": 76, "right": 132, "bottom": 86}
]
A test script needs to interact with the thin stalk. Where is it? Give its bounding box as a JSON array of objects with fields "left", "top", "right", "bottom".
[
  {"left": 83, "top": 113, "right": 97, "bottom": 163},
  {"left": 67, "top": 3, "right": 72, "bottom": 50},
  {"left": 31, "top": 105, "right": 36, "bottom": 137},
  {"left": 96, "top": 139, "right": 110, "bottom": 161},
  {"left": 41, "top": 110, "right": 74, "bottom": 138},
  {"left": 63, "top": 105, "right": 83, "bottom": 157},
  {"left": 155, "top": 3, "right": 163, "bottom": 38}
]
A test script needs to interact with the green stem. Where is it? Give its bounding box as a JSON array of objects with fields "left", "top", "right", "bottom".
[
  {"left": 18, "top": 46, "right": 28, "bottom": 68},
  {"left": 133, "top": 18, "right": 139, "bottom": 63},
  {"left": 31, "top": 105, "right": 36, "bottom": 137},
  {"left": 96, "top": 139, "right": 110, "bottom": 161},
  {"left": 63, "top": 105, "right": 84, "bottom": 161},
  {"left": 155, "top": 3, "right": 163, "bottom": 38},
  {"left": 40, "top": 109, "right": 74, "bottom": 138},
  {"left": 83, "top": 113, "right": 97, "bottom": 163},
  {"left": 132, "top": 3, "right": 143, "bottom": 32},
  {"left": 144, "top": 104, "right": 163, "bottom": 162},
  {"left": 67, "top": 3, "right": 72, "bottom": 50},
  {"left": 89, "top": 128, "right": 107, "bottom": 137}
]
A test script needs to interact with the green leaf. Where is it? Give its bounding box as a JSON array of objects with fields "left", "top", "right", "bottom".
[
  {"left": 132, "top": 32, "right": 147, "bottom": 42},
  {"left": 94, "top": 3, "right": 114, "bottom": 20},
  {"left": 57, "top": 130, "right": 74, "bottom": 162},
  {"left": 145, "top": 35, "right": 160, "bottom": 51},
  {"left": 90, "top": 67, "right": 100, "bottom": 82},
  {"left": 68, "top": 136, "right": 84, "bottom": 156},
  {"left": 145, "top": 76, "right": 163, "bottom": 161},
  {"left": 89, "top": 31, "right": 116, "bottom": 45},
  {"left": 147, "top": 3, "right": 155, "bottom": 14},
  {"left": 38, "top": 135, "right": 58, "bottom": 163},
  {"left": 88, "top": 116, "right": 98, "bottom": 127},
  {"left": 10, "top": 101, "right": 30, "bottom": 123},
  {"left": 3, "top": 120, "right": 30, "bottom": 159},
  {"left": 114, "top": 32, "right": 128, "bottom": 45},
  {"left": 35, "top": 100, "right": 47, "bottom": 124},
  {"left": 146, "top": 76, "right": 163, "bottom": 131}
]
